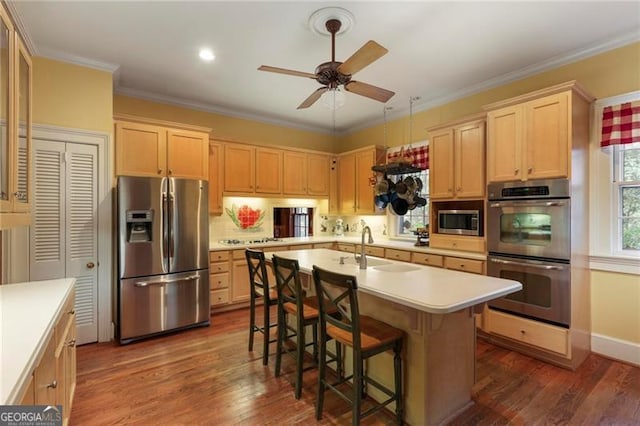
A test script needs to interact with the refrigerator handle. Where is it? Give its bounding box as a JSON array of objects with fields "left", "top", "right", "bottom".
[
  {"left": 162, "top": 190, "right": 169, "bottom": 272},
  {"left": 168, "top": 188, "right": 175, "bottom": 268}
]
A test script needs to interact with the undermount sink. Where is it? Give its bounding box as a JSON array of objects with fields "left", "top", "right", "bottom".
[
  {"left": 333, "top": 256, "right": 390, "bottom": 267},
  {"left": 372, "top": 264, "right": 421, "bottom": 273}
]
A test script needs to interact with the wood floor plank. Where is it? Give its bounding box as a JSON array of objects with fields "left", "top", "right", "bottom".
[{"left": 70, "top": 308, "right": 640, "bottom": 425}]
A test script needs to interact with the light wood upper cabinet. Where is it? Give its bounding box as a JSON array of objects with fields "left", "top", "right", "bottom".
[
  {"left": 255, "top": 147, "right": 282, "bottom": 194},
  {"left": 166, "top": 129, "right": 209, "bottom": 179},
  {"left": 337, "top": 146, "right": 383, "bottom": 215},
  {"left": 428, "top": 117, "right": 485, "bottom": 200},
  {"left": 283, "top": 151, "right": 307, "bottom": 195},
  {"left": 223, "top": 144, "right": 282, "bottom": 194},
  {"left": 115, "top": 117, "right": 210, "bottom": 180},
  {"left": 283, "top": 151, "right": 330, "bottom": 196},
  {"left": 223, "top": 143, "right": 255, "bottom": 192},
  {"left": 208, "top": 141, "right": 223, "bottom": 215},
  {"left": 116, "top": 121, "right": 167, "bottom": 177},
  {"left": 338, "top": 152, "right": 356, "bottom": 214},
  {"left": 486, "top": 86, "right": 579, "bottom": 183},
  {"left": 0, "top": 6, "right": 33, "bottom": 229}
]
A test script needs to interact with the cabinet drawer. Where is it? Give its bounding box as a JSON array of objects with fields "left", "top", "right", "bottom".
[
  {"left": 265, "top": 245, "right": 288, "bottom": 252},
  {"left": 55, "top": 297, "right": 75, "bottom": 350},
  {"left": 232, "top": 249, "right": 245, "bottom": 260},
  {"left": 209, "top": 251, "right": 229, "bottom": 262},
  {"left": 486, "top": 309, "right": 569, "bottom": 356},
  {"left": 385, "top": 248, "right": 412, "bottom": 262},
  {"left": 210, "top": 262, "right": 229, "bottom": 274},
  {"left": 356, "top": 245, "right": 385, "bottom": 257},
  {"left": 411, "top": 253, "right": 444, "bottom": 267},
  {"left": 210, "top": 289, "right": 229, "bottom": 307},
  {"left": 429, "top": 234, "right": 486, "bottom": 253},
  {"left": 210, "top": 272, "right": 229, "bottom": 290},
  {"left": 291, "top": 244, "right": 312, "bottom": 250},
  {"left": 444, "top": 257, "right": 485, "bottom": 274},
  {"left": 313, "top": 242, "right": 334, "bottom": 249},
  {"left": 336, "top": 243, "right": 355, "bottom": 253}
]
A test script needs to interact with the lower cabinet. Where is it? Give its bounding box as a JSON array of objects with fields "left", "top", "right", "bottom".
[
  {"left": 231, "top": 253, "right": 251, "bottom": 303},
  {"left": 25, "top": 290, "right": 76, "bottom": 424}
]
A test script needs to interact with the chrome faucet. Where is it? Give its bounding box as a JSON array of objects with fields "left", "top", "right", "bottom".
[{"left": 358, "top": 225, "right": 374, "bottom": 269}]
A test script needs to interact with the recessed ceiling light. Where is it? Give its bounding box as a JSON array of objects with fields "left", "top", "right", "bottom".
[{"left": 199, "top": 48, "right": 215, "bottom": 61}]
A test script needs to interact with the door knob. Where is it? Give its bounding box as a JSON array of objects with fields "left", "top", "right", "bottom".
[{"left": 87, "top": 262, "right": 95, "bottom": 269}]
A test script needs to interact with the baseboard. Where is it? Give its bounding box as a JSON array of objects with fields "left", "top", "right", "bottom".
[{"left": 591, "top": 333, "right": 640, "bottom": 366}]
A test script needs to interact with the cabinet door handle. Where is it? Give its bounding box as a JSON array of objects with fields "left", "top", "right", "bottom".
[
  {"left": 68, "top": 338, "right": 77, "bottom": 347},
  {"left": 47, "top": 380, "right": 58, "bottom": 389},
  {"left": 168, "top": 169, "right": 173, "bottom": 175},
  {"left": 157, "top": 169, "right": 163, "bottom": 175},
  {"left": 514, "top": 168, "right": 519, "bottom": 175},
  {"left": 528, "top": 167, "right": 533, "bottom": 174}
]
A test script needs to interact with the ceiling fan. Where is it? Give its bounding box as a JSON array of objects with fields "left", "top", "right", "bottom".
[{"left": 258, "top": 18, "right": 395, "bottom": 109}]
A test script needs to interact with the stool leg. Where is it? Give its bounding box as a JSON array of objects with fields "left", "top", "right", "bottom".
[
  {"left": 312, "top": 321, "right": 319, "bottom": 364},
  {"left": 394, "top": 339, "right": 404, "bottom": 424},
  {"left": 295, "top": 319, "right": 304, "bottom": 399},
  {"left": 336, "top": 341, "right": 343, "bottom": 379},
  {"left": 315, "top": 327, "right": 327, "bottom": 420},
  {"left": 262, "top": 298, "right": 270, "bottom": 365},
  {"left": 275, "top": 308, "right": 284, "bottom": 377},
  {"left": 352, "top": 350, "right": 362, "bottom": 426},
  {"left": 248, "top": 294, "right": 256, "bottom": 352}
]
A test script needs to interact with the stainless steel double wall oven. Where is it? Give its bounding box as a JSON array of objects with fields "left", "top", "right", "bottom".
[{"left": 486, "top": 179, "right": 571, "bottom": 327}]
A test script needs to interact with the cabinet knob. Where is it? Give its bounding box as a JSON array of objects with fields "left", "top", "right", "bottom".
[
  {"left": 514, "top": 169, "right": 519, "bottom": 175},
  {"left": 528, "top": 167, "right": 533, "bottom": 174},
  {"left": 456, "top": 187, "right": 461, "bottom": 192},
  {"left": 157, "top": 169, "right": 162, "bottom": 175},
  {"left": 168, "top": 169, "right": 173, "bottom": 175},
  {"left": 69, "top": 309, "right": 75, "bottom": 315},
  {"left": 520, "top": 329, "right": 526, "bottom": 335},
  {"left": 68, "top": 338, "right": 77, "bottom": 347},
  {"left": 47, "top": 380, "right": 58, "bottom": 389},
  {"left": 448, "top": 188, "right": 453, "bottom": 192}
]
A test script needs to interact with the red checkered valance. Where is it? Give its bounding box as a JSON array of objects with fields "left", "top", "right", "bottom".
[
  {"left": 601, "top": 101, "right": 640, "bottom": 147},
  {"left": 387, "top": 145, "right": 429, "bottom": 170}
]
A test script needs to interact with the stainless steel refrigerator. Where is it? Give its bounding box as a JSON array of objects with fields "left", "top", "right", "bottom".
[{"left": 117, "top": 176, "right": 210, "bottom": 344}]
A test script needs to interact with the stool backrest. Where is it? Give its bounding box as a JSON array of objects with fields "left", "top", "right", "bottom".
[
  {"left": 245, "top": 249, "right": 272, "bottom": 301},
  {"left": 312, "top": 265, "right": 360, "bottom": 348},
  {"left": 272, "top": 255, "right": 305, "bottom": 311}
]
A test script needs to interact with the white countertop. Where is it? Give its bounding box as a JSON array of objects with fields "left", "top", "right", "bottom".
[
  {"left": 0, "top": 278, "right": 75, "bottom": 404},
  {"left": 263, "top": 248, "right": 521, "bottom": 315},
  {"left": 211, "top": 235, "right": 487, "bottom": 260}
]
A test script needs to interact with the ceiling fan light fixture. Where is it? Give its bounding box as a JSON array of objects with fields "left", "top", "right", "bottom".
[{"left": 321, "top": 87, "right": 346, "bottom": 110}]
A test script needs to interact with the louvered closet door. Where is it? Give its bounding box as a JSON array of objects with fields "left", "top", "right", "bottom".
[{"left": 30, "top": 140, "right": 99, "bottom": 345}]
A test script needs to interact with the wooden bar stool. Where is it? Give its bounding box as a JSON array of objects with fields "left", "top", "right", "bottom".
[
  {"left": 272, "top": 255, "right": 319, "bottom": 399},
  {"left": 245, "top": 249, "right": 279, "bottom": 365},
  {"left": 312, "top": 265, "right": 405, "bottom": 425}
]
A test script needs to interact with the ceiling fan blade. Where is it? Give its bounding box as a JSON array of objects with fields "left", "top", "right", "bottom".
[
  {"left": 338, "top": 40, "right": 388, "bottom": 76},
  {"left": 344, "top": 81, "right": 395, "bottom": 103},
  {"left": 258, "top": 65, "right": 316, "bottom": 79},
  {"left": 297, "top": 87, "right": 329, "bottom": 109}
]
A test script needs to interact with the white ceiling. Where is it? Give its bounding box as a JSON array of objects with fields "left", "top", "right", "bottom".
[{"left": 11, "top": 1, "right": 640, "bottom": 133}]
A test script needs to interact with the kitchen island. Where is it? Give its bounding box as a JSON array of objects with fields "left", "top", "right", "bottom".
[{"left": 263, "top": 248, "right": 521, "bottom": 425}]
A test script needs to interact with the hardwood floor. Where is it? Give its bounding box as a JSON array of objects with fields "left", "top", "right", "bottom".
[{"left": 71, "top": 308, "right": 640, "bottom": 425}]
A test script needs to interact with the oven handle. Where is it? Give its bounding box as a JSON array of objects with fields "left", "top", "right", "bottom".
[
  {"left": 489, "top": 258, "right": 565, "bottom": 270},
  {"left": 489, "top": 201, "right": 566, "bottom": 208}
]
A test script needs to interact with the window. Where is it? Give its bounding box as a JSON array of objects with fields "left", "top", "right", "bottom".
[
  {"left": 591, "top": 92, "right": 640, "bottom": 262},
  {"left": 386, "top": 142, "right": 430, "bottom": 239},
  {"left": 614, "top": 143, "right": 640, "bottom": 252},
  {"left": 395, "top": 169, "right": 429, "bottom": 237}
]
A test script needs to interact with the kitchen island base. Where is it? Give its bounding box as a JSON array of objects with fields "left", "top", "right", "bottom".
[{"left": 357, "top": 292, "right": 476, "bottom": 426}]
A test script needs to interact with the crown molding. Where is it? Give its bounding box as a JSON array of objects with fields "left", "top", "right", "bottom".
[
  {"left": 38, "top": 45, "right": 120, "bottom": 73},
  {"left": 345, "top": 31, "right": 640, "bottom": 135},
  {"left": 4, "top": 1, "right": 37, "bottom": 55},
  {"left": 114, "top": 85, "right": 339, "bottom": 136}
]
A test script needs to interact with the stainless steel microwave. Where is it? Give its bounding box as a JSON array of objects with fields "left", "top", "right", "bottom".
[{"left": 438, "top": 210, "right": 481, "bottom": 236}]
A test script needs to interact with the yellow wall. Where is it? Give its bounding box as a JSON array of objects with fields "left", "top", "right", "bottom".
[
  {"left": 341, "top": 42, "right": 640, "bottom": 151},
  {"left": 591, "top": 270, "right": 640, "bottom": 344},
  {"left": 113, "top": 95, "right": 336, "bottom": 152},
  {"left": 33, "top": 57, "right": 113, "bottom": 133}
]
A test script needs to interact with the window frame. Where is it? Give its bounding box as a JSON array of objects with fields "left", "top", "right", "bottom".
[{"left": 590, "top": 90, "right": 640, "bottom": 272}]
